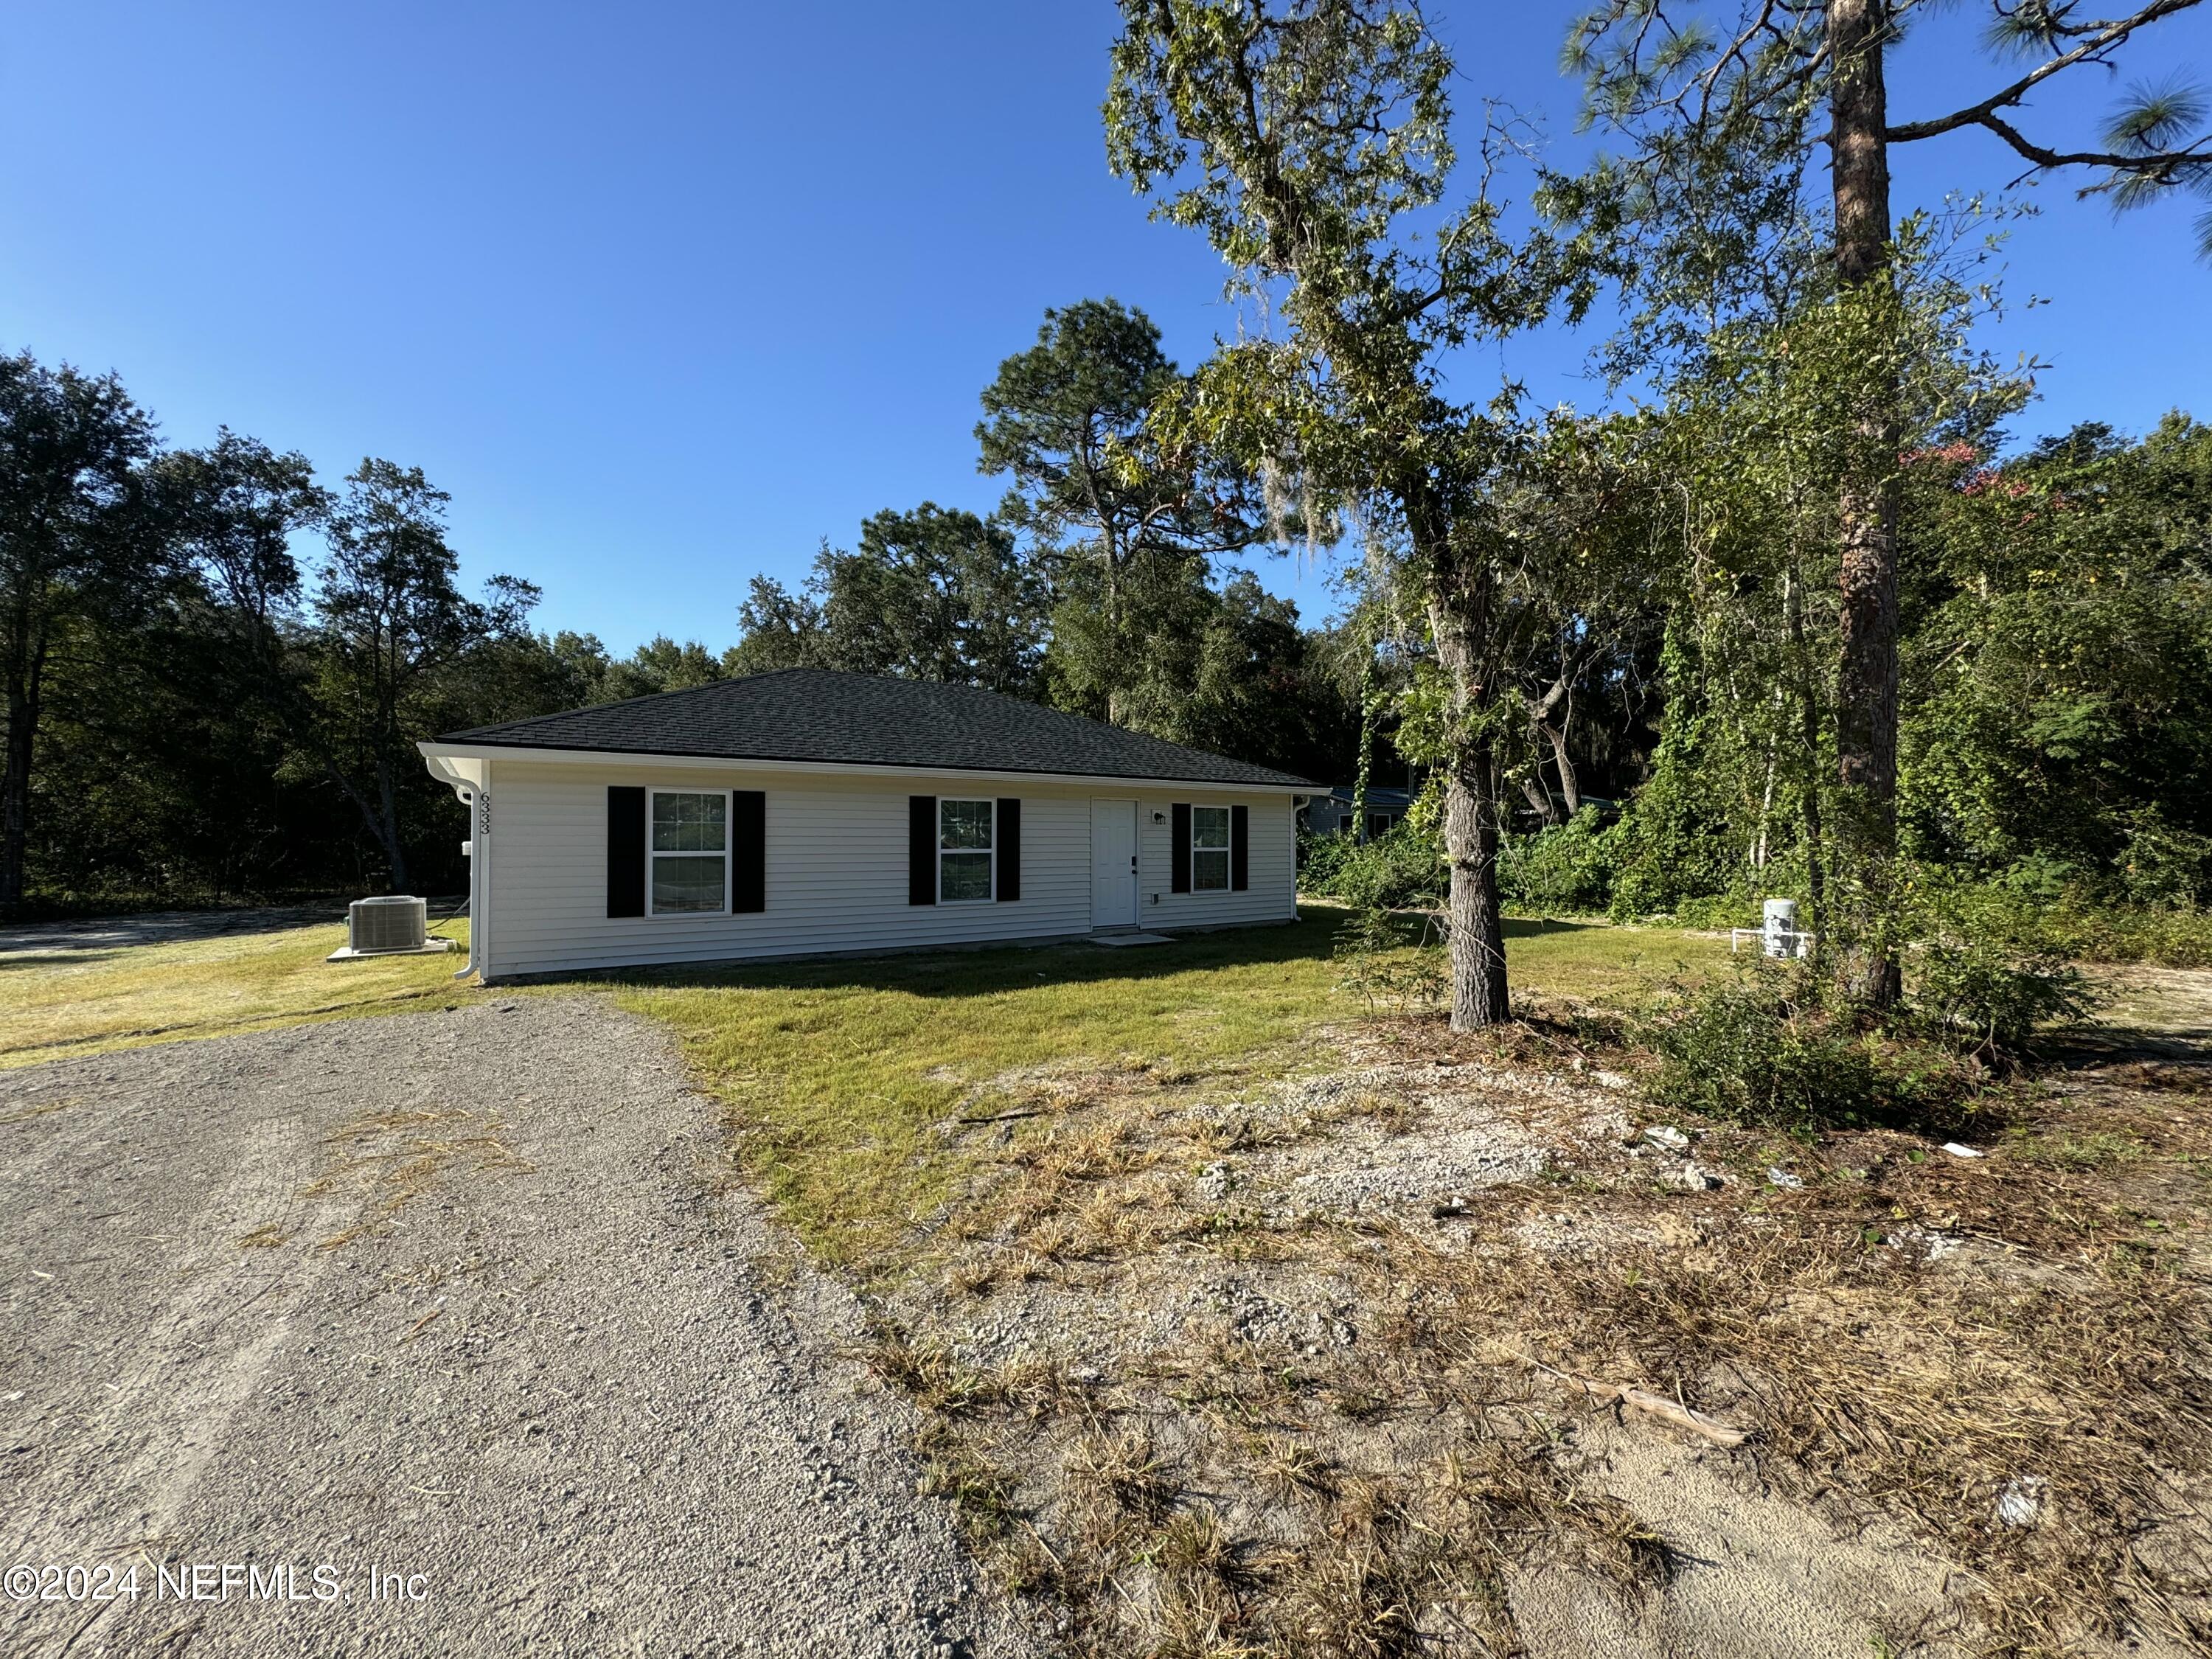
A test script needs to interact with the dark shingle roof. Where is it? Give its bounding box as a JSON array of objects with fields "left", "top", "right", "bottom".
[{"left": 435, "top": 669, "right": 1317, "bottom": 788}]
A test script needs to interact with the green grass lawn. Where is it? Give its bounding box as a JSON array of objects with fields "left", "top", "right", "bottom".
[
  {"left": 601, "top": 909, "right": 1718, "bottom": 1267},
  {"left": 0, "top": 905, "right": 1721, "bottom": 1265}
]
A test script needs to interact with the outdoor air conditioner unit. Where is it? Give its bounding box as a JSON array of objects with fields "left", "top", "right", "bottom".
[{"left": 347, "top": 894, "right": 429, "bottom": 954}]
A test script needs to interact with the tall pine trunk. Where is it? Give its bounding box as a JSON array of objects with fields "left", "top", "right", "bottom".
[
  {"left": 1783, "top": 560, "right": 1830, "bottom": 954},
  {"left": 1827, "top": 0, "right": 1904, "bottom": 1006}
]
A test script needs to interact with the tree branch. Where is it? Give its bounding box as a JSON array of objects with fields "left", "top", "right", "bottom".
[
  {"left": 1885, "top": 0, "right": 2205, "bottom": 144},
  {"left": 1958, "top": 107, "right": 2212, "bottom": 182}
]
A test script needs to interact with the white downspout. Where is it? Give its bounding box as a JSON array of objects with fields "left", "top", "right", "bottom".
[
  {"left": 456, "top": 787, "right": 482, "bottom": 979},
  {"left": 422, "top": 751, "right": 487, "bottom": 982},
  {"left": 464, "top": 766, "right": 491, "bottom": 981}
]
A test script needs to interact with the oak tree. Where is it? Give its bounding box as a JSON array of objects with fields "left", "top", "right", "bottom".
[{"left": 1106, "top": 0, "right": 1597, "bottom": 1027}]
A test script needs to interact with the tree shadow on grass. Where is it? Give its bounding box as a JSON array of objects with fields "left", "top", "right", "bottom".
[
  {"left": 0, "top": 905, "right": 347, "bottom": 960},
  {"left": 578, "top": 914, "right": 1349, "bottom": 1003},
  {"left": 564, "top": 909, "right": 1613, "bottom": 1005},
  {"left": 0, "top": 950, "right": 130, "bottom": 972}
]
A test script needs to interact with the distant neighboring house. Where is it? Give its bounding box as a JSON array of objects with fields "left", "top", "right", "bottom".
[
  {"left": 417, "top": 669, "right": 1318, "bottom": 982},
  {"left": 1301, "top": 785, "right": 1413, "bottom": 844}
]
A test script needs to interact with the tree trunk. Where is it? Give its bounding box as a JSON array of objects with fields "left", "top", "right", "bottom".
[
  {"left": 0, "top": 674, "right": 33, "bottom": 917},
  {"left": 1520, "top": 771, "right": 1555, "bottom": 824},
  {"left": 1424, "top": 514, "right": 1510, "bottom": 1031},
  {"left": 1543, "top": 713, "right": 1580, "bottom": 815},
  {"left": 1784, "top": 560, "right": 1829, "bottom": 956},
  {"left": 1827, "top": 0, "right": 1904, "bottom": 1007},
  {"left": 1441, "top": 740, "right": 1509, "bottom": 1027},
  {"left": 375, "top": 757, "right": 410, "bottom": 893}
]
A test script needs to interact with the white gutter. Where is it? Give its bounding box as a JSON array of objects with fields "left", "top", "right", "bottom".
[{"left": 416, "top": 740, "right": 1312, "bottom": 796}]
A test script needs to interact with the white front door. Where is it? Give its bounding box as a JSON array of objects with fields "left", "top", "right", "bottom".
[{"left": 1090, "top": 799, "right": 1138, "bottom": 929}]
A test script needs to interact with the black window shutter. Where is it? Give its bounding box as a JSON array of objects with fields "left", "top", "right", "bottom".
[
  {"left": 607, "top": 786, "right": 645, "bottom": 917},
  {"left": 731, "top": 790, "right": 766, "bottom": 914},
  {"left": 908, "top": 796, "right": 936, "bottom": 905},
  {"left": 1170, "top": 802, "right": 1192, "bottom": 894},
  {"left": 995, "top": 798, "right": 1021, "bottom": 902},
  {"left": 1231, "top": 804, "right": 1250, "bottom": 891}
]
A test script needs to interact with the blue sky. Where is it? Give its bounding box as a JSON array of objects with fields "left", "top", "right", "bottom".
[{"left": 3, "top": 2, "right": 2205, "bottom": 653}]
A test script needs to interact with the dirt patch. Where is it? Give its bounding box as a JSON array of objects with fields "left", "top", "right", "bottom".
[{"left": 861, "top": 998, "right": 2212, "bottom": 1658}]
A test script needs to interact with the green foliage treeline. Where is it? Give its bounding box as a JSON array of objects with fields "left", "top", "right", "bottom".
[
  {"left": 0, "top": 352, "right": 546, "bottom": 913},
  {"left": 1307, "top": 409, "right": 2212, "bottom": 953},
  {"left": 0, "top": 305, "right": 1365, "bottom": 916}
]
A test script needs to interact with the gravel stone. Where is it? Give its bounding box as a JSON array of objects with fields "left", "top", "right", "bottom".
[{"left": 0, "top": 998, "right": 1040, "bottom": 1658}]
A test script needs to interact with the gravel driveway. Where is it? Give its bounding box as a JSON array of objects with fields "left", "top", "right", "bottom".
[{"left": 0, "top": 998, "right": 1040, "bottom": 1658}]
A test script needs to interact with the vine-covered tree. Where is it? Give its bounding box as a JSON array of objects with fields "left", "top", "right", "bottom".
[{"left": 1563, "top": 0, "right": 2212, "bottom": 1001}]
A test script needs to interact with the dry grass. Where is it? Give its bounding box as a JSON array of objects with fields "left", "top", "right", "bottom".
[
  {"left": 605, "top": 909, "right": 1716, "bottom": 1275},
  {"left": 847, "top": 992, "right": 2212, "bottom": 1657},
  {"left": 300, "top": 1102, "right": 532, "bottom": 1251},
  {"left": 1426, "top": 1198, "right": 2212, "bottom": 1651}
]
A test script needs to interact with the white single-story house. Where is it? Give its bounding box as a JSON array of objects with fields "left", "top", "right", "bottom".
[{"left": 418, "top": 668, "right": 1318, "bottom": 982}]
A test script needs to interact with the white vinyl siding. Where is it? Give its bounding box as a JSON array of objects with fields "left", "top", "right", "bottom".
[
  {"left": 477, "top": 762, "right": 1298, "bottom": 978},
  {"left": 1138, "top": 796, "right": 1295, "bottom": 933}
]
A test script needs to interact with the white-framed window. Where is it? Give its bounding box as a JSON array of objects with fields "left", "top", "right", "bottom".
[
  {"left": 650, "top": 789, "right": 728, "bottom": 916},
  {"left": 1191, "top": 804, "right": 1231, "bottom": 891},
  {"left": 939, "top": 798, "right": 993, "bottom": 902},
  {"left": 1367, "top": 811, "right": 1400, "bottom": 839}
]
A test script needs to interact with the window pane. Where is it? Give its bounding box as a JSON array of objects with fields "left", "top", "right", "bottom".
[
  {"left": 1193, "top": 848, "right": 1230, "bottom": 891},
  {"left": 939, "top": 799, "right": 992, "bottom": 852},
  {"left": 653, "top": 792, "right": 727, "bottom": 853},
  {"left": 652, "top": 855, "right": 725, "bottom": 913},
  {"left": 1192, "top": 806, "right": 1230, "bottom": 849},
  {"left": 940, "top": 850, "right": 992, "bottom": 902}
]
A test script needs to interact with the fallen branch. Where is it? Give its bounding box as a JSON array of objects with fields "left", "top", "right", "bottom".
[
  {"left": 1523, "top": 1355, "right": 1750, "bottom": 1447},
  {"left": 1604, "top": 1382, "right": 1749, "bottom": 1448}
]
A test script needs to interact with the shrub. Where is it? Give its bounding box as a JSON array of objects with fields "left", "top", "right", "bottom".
[
  {"left": 1498, "top": 807, "right": 1617, "bottom": 915},
  {"left": 1644, "top": 970, "right": 1891, "bottom": 1130},
  {"left": 1908, "top": 935, "right": 2094, "bottom": 1057},
  {"left": 1296, "top": 829, "right": 1360, "bottom": 895},
  {"left": 1299, "top": 822, "right": 1445, "bottom": 911},
  {"left": 1668, "top": 891, "right": 1767, "bottom": 931},
  {"left": 1332, "top": 905, "right": 1446, "bottom": 1012},
  {"left": 1904, "top": 866, "right": 2212, "bottom": 967}
]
